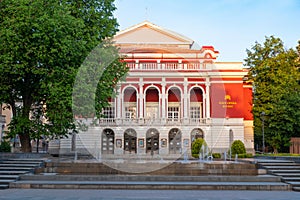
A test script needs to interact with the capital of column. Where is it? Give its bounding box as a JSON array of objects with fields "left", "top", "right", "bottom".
[
  {"left": 161, "top": 77, "right": 166, "bottom": 86},
  {"left": 205, "top": 77, "right": 211, "bottom": 86},
  {"left": 139, "top": 78, "right": 144, "bottom": 88}
]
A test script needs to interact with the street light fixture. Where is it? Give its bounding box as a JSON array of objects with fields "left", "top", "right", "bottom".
[{"left": 260, "top": 112, "right": 265, "bottom": 153}]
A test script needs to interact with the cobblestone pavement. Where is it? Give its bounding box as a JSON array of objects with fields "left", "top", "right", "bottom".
[{"left": 0, "top": 189, "right": 299, "bottom": 200}]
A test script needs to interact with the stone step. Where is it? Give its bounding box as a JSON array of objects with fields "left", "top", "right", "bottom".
[
  {"left": 258, "top": 162, "right": 298, "bottom": 166},
  {"left": 0, "top": 167, "right": 34, "bottom": 171},
  {"left": 0, "top": 163, "right": 40, "bottom": 168},
  {"left": 0, "top": 170, "right": 29, "bottom": 175},
  {"left": 2, "top": 158, "right": 46, "bottom": 162},
  {"left": 256, "top": 160, "right": 295, "bottom": 164},
  {"left": 0, "top": 184, "right": 9, "bottom": 190},
  {"left": 19, "top": 174, "right": 281, "bottom": 182},
  {"left": 292, "top": 186, "right": 300, "bottom": 192},
  {"left": 278, "top": 173, "right": 300, "bottom": 177},
  {"left": 264, "top": 166, "right": 300, "bottom": 169},
  {"left": 9, "top": 180, "right": 291, "bottom": 191},
  {"left": 0, "top": 179, "right": 16, "bottom": 184},
  {"left": 269, "top": 169, "right": 300, "bottom": 174},
  {"left": 0, "top": 175, "right": 19, "bottom": 180},
  {"left": 285, "top": 181, "right": 300, "bottom": 187},
  {"left": 0, "top": 160, "right": 44, "bottom": 166},
  {"left": 282, "top": 177, "right": 300, "bottom": 182},
  {"left": 0, "top": 158, "right": 46, "bottom": 190}
]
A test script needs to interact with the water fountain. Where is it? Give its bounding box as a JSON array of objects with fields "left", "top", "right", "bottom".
[
  {"left": 74, "top": 150, "right": 78, "bottom": 161},
  {"left": 235, "top": 154, "right": 238, "bottom": 163},
  {"left": 198, "top": 151, "right": 203, "bottom": 162},
  {"left": 181, "top": 148, "right": 190, "bottom": 164},
  {"left": 157, "top": 154, "right": 167, "bottom": 164}
]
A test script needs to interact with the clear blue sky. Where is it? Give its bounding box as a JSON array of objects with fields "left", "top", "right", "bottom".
[{"left": 114, "top": 0, "right": 300, "bottom": 62}]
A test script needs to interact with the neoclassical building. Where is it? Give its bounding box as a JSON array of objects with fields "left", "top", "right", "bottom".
[{"left": 55, "top": 21, "right": 253, "bottom": 158}]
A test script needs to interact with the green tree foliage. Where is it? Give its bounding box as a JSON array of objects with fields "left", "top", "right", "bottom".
[
  {"left": 0, "top": 0, "right": 127, "bottom": 152},
  {"left": 191, "top": 138, "right": 207, "bottom": 158},
  {"left": 0, "top": 141, "right": 11, "bottom": 152},
  {"left": 230, "top": 140, "right": 246, "bottom": 155},
  {"left": 245, "top": 36, "right": 300, "bottom": 153}
]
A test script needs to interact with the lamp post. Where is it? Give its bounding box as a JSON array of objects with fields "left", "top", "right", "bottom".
[{"left": 260, "top": 112, "right": 265, "bottom": 153}]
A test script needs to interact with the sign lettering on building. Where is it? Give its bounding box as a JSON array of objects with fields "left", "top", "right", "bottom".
[{"left": 218, "top": 95, "right": 237, "bottom": 108}]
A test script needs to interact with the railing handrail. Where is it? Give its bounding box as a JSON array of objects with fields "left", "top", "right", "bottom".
[
  {"left": 97, "top": 117, "right": 206, "bottom": 126},
  {"left": 126, "top": 62, "right": 209, "bottom": 71}
]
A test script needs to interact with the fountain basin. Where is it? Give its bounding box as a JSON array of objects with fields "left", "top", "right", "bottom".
[{"left": 40, "top": 160, "right": 258, "bottom": 176}]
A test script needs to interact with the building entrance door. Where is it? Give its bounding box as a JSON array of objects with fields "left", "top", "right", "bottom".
[
  {"left": 124, "top": 129, "right": 137, "bottom": 154},
  {"left": 169, "top": 128, "right": 182, "bottom": 154},
  {"left": 102, "top": 129, "right": 114, "bottom": 154},
  {"left": 146, "top": 129, "right": 159, "bottom": 155}
]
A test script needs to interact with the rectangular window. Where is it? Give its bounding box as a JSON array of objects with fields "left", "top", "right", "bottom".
[
  {"left": 146, "top": 102, "right": 159, "bottom": 119},
  {"left": 125, "top": 106, "right": 136, "bottom": 119},
  {"left": 168, "top": 107, "right": 179, "bottom": 119},
  {"left": 190, "top": 107, "right": 201, "bottom": 118}
]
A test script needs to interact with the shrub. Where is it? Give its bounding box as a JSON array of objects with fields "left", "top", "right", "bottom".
[
  {"left": 191, "top": 138, "right": 207, "bottom": 158},
  {"left": 0, "top": 141, "right": 11, "bottom": 152},
  {"left": 212, "top": 153, "right": 221, "bottom": 159},
  {"left": 230, "top": 140, "right": 246, "bottom": 155},
  {"left": 237, "top": 153, "right": 253, "bottom": 158}
]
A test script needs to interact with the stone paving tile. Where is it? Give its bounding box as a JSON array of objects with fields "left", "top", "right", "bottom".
[{"left": 0, "top": 189, "right": 299, "bottom": 200}]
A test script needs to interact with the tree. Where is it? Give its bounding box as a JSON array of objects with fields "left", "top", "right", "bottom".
[
  {"left": 230, "top": 140, "right": 246, "bottom": 155},
  {"left": 245, "top": 36, "right": 300, "bottom": 153},
  {"left": 0, "top": 0, "right": 127, "bottom": 152}
]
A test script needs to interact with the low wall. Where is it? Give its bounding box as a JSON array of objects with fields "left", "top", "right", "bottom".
[{"left": 41, "top": 161, "right": 258, "bottom": 176}]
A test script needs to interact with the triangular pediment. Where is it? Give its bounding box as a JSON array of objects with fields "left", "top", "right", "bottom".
[{"left": 113, "top": 21, "right": 194, "bottom": 48}]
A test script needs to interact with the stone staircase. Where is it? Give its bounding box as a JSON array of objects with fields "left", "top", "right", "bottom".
[
  {"left": 10, "top": 174, "right": 290, "bottom": 190},
  {"left": 0, "top": 159, "right": 45, "bottom": 189},
  {"left": 8, "top": 159, "right": 291, "bottom": 191},
  {"left": 256, "top": 159, "right": 300, "bottom": 192}
]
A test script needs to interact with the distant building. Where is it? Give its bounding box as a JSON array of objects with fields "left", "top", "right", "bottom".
[
  {"left": 54, "top": 21, "right": 253, "bottom": 158},
  {"left": 0, "top": 105, "right": 6, "bottom": 143}
]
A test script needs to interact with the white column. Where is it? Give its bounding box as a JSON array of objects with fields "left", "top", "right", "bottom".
[
  {"left": 205, "top": 77, "right": 211, "bottom": 118},
  {"left": 161, "top": 78, "right": 166, "bottom": 119},
  {"left": 139, "top": 78, "right": 144, "bottom": 119},
  {"left": 183, "top": 78, "right": 188, "bottom": 119},
  {"left": 116, "top": 86, "right": 122, "bottom": 119}
]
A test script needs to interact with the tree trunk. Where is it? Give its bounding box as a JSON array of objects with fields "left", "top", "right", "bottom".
[
  {"left": 20, "top": 91, "right": 33, "bottom": 153},
  {"left": 19, "top": 131, "right": 32, "bottom": 152}
]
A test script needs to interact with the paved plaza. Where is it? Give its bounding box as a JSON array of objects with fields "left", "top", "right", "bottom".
[{"left": 0, "top": 189, "right": 299, "bottom": 200}]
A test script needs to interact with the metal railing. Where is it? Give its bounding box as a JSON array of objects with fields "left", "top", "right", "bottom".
[
  {"left": 97, "top": 117, "right": 206, "bottom": 126},
  {"left": 126, "top": 62, "right": 210, "bottom": 71}
]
